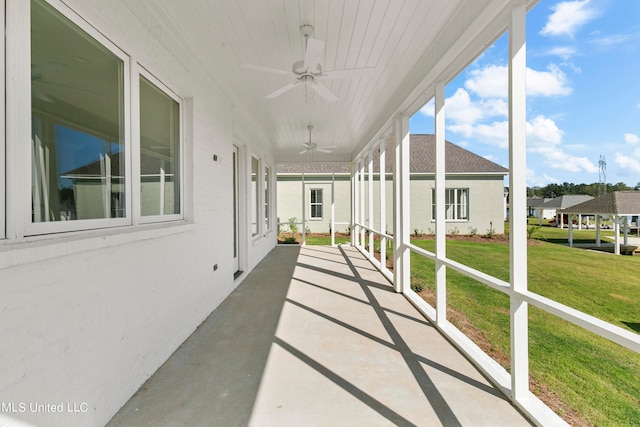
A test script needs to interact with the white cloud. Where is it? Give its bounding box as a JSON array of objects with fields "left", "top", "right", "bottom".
[
  {"left": 527, "top": 64, "right": 573, "bottom": 97},
  {"left": 420, "top": 99, "right": 434, "bottom": 117},
  {"left": 464, "top": 64, "right": 571, "bottom": 98},
  {"left": 546, "top": 46, "right": 577, "bottom": 59},
  {"left": 464, "top": 66, "right": 507, "bottom": 98},
  {"left": 525, "top": 115, "right": 597, "bottom": 173},
  {"left": 540, "top": 0, "right": 599, "bottom": 38},
  {"left": 473, "top": 121, "right": 509, "bottom": 148},
  {"left": 590, "top": 32, "right": 640, "bottom": 46},
  {"left": 526, "top": 116, "right": 564, "bottom": 147},
  {"left": 527, "top": 168, "right": 558, "bottom": 187},
  {"left": 625, "top": 133, "right": 640, "bottom": 144},
  {"left": 615, "top": 152, "right": 640, "bottom": 172}
]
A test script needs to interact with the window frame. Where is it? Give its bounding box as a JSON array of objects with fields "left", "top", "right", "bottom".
[
  {"left": 264, "top": 165, "right": 270, "bottom": 231},
  {"left": 431, "top": 187, "right": 469, "bottom": 222},
  {"left": 251, "top": 155, "right": 261, "bottom": 237},
  {"left": 22, "top": 0, "right": 132, "bottom": 236},
  {"left": 0, "top": 0, "right": 5, "bottom": 239},
  {"left": 309, "top": 188, "right": 323, "bottom": 220},
  {"left": 5, "top": 0, "right": 187, "bottom": 239},
  {"left": 135, "top": 67, "right": 185, "bottom": 225}
]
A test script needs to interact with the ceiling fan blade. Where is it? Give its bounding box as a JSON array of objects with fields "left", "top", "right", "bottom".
[
  {"left": 315, "top": 148, "right": 333, "bottom": 153},
  {"left": 241, "top": 63, "right": 293, "bottom": 76},
  {"left": 310, "top": 81, "right": 338, "bottom": 103},
  {"left": 318, "top": 67, "right": 375, "bottom": 80},
  {"left": 265, "top": 80, "right": 301, "bottom": 99},
  {"left": 303, "top": 38, "right": 325, "bottom": 71},
  {"left": 298, "top": 149, "right": 310, "bottom": 155}
]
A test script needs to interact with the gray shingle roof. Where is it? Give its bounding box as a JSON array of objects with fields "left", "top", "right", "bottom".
[
  {"left": 277, "top": 134, "right": 508, "bottom": 175},
  {"left": 562, "top": 191, "right": 640, "bottom": 215},
  {"left": 527, "top": 196, "right": 552, "bottom": 207},
  {"left": 539, "top": 194, "right": 593, "bottom": 209}
]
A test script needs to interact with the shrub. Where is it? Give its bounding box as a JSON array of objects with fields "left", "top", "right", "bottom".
[
  {"left": 486, "top": 221, "right": 496, "bottom": 238},
  {"left": 468, "top": 226, "right": 478, "bottom": 236},
  {"left": 410, "top": 281, "right": 425, "bottom": 292}
]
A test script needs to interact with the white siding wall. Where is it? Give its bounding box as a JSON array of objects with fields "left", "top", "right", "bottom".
[
  {"left": 276, "top": 176, "right": 351, "bottom": 234},
  {"left": 0, "top": 1, "right": 276, "bottom": 426},
  {"left": 277, "top": 174, "right": 505, "bottom": 236}
]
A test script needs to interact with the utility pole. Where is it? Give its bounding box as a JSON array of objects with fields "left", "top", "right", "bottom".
[{"left": 598, "top": 155, "right": 607, "bottom": 196}]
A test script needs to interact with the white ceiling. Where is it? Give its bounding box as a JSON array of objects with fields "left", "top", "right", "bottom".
[{"left": 122, "top": 0, "right": 538, "bottom": 162}]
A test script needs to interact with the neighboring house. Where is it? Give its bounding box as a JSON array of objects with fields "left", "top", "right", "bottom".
[
  {"left": 60, "top": 151, "right": 178, "bottom": 220},
  {"left": 527, "top": 196, "right": 555, "bottom": 224},
  {"left": 277, "top": 134, "right": 508, "bottom": 235},
  {"left": 539, "top": 194, "right": 594, "bottom": 228}
]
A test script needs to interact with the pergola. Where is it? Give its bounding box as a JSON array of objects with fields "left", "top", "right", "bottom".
[{"left": 562, "top": 191, "right": 640, "bottom": 255}]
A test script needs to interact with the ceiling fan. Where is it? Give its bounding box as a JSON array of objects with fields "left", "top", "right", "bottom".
[
  {"left": 299, "top": 125, "right": 336, "bottom": 154},
  {"left": 241, "top": 25, "right": 374, "bottom": 103}
]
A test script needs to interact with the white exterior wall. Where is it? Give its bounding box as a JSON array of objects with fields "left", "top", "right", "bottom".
[
  {"left": 0, "top": 2, "right": 276, "bottom": 426},
  {"left": 277, "top": 174, "right": 505, "bottom": 236},
  {"left": 276, "top": 176, "right": 351, "bottom": 234}
]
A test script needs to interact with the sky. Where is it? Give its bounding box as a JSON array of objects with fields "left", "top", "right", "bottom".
[{"left": 410, "top": 0, "right": 640, "bottom": 188}]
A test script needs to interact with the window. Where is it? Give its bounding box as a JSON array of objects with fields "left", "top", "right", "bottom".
[
  {"left": 264, "top": 166, "right": 270, "bottom": 230},
  {"left": 31, "top": 0, "right": 126, "bottom": 226},
  {"left": 251, "top": 156, "right": 259, "bottom": 236},
  {"left": 19, "top": 0, "right": 184, "bottom": 236},
  {"left": 139, "top": 75, "right": 181, "bottom": 219},
  {"left": 432, "top": 188, "right": 469, "bottom": 221},
  {"left": 310, "top": 189, "right": 323, "bottom": 219}
]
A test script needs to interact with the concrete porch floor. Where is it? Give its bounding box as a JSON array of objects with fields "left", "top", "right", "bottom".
[{"left": 107, "top": 245, "right": 532, "bottom": 427}]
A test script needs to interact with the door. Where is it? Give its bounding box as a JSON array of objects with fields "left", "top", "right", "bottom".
[{"left": 233, "top": 145, "right": 240, "bottom": 274}]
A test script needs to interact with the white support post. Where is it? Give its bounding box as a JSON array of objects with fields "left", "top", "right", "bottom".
[
  {"left": 351, "top": 162, "right": 357, "bottom": 246},
  {"left": 568, "top": 214, "right": 574, "bottom": 247},
  {"left": 508, "top": 2, "right": 529, "bottom": 403},
  {"left": 623, "top": 216, "right": 629, "bottom": 248},
  {"left": 393, "top": 114, "right": 410, "bottom": 293},
  {"left": 360, "top": 159, "right": 366, "bottom": 248},
  {"left": 435, "top": 81, "right": 447, "bottom": 327},
  {"left": 368, "top": 149, "right": 374, "bottom": 259},
  {"left": 331, "top": 172, "right": 336, "bottom": 247},
  {"left": 614, "top": 214, "right": 620, "bottom": 255},
  {"left": 596, "top": 215, "right": 601, "bottom": 247},
  {"left": 301, "top": 171, "right": 306, "bottom": 246},
  {"left": 379, "top": 138, "right": 387, "bottom": 271}
]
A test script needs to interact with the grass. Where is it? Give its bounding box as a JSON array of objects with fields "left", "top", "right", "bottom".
[{"left": 306, "top": 233, "right": 640, "bottom": 426}]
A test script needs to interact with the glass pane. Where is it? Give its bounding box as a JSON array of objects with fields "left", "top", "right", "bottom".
[
  {"left": 31, "top": 0, "right": 124, "bottom": 222},
  {"left": 140, "top": 76, "right": 180, "bottom": 216},
  {"left": 251, "top": 157, "right": 259, "bottom": 236}
]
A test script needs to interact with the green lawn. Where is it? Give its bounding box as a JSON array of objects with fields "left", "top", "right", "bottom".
[
  {"left": 412, "top": 238, "right": 640, "bottom": 426},
  {"left": 306, "top": 234, "right": 640, "bottom": 426}
]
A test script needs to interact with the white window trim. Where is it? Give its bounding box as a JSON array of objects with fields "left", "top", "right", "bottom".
[
  {"left": 431, "top": 187, "right": 469, "bottom": 222},
  {"left": 0, "top": 0, "right": 5, "bottom": 239},
  {"left": 5, "top": 0, "right": 187, "bottom": 240},
  {"left": 309, "top": 188, "right": 323, "bottom": 220},
  {"left": 251, "top": 155, "right": 262, "bottom": 239},
  {"left": 264, "top": 165, "right": 271, "bottom": 232},
  {"left": 136, "top": 66, "right": 185, "bottom": 225},
  {"left": 14, "top": 0, "right": 132, "bottom": 236}
]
